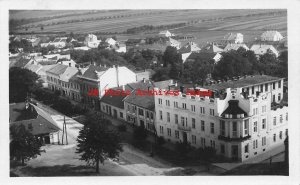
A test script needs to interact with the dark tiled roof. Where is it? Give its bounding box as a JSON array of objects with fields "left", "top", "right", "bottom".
[
  {"left": 186, "top": 52, "right": 215, "bottom": 61},
  {"left": 14, "top": 58, "right": 30, "bottom": 68},
  {"left": 46, "top": 64, "right": 68, "bottom": 75},
  {"left": 9, "top": 103, "right": 38, "bottom": 122},
  {"left": 221, "top": 100, "right": 247, "bottom": 117},
  {"left": 203, "top": 75, "right": 283, "bottom": 91},
  {"left": 100, "top": 85, "right": 133, "bottom": 109},
  {"left": 80, "top": 65, "right": 108, "bottom": 80}
]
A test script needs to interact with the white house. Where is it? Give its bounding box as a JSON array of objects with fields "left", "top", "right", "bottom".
[
  {"left": 222, "top": 33, "right": 244, "bottom": 44},
  {"left": 250, "top": 44, "right": 279, "bottom": 57},
  {"left": 159, "top": 30, "right": 175, "bottom": 37},
  {"left": 154, "top": 75, "right": 287, "bottom": 162},
  {"left": 168, "top": 38, "right": 181, "bottom": 50},
  {"left": 105, "top": 38, "right": 117, "bottom": 46},
  {"left": 84, "top": 34, "right": 101, "bottom": 48},
  {"left": 261, "top": 31, "right": 284, "bottom": 42}
]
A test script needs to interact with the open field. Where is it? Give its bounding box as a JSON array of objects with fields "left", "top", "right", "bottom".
[{"left": 10, "top": 9, "right": 286, "bottom": 34}]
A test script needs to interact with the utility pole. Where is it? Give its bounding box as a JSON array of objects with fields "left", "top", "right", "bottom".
[{"left": 61, "top": 116, "right": 68, "bottom": 145}]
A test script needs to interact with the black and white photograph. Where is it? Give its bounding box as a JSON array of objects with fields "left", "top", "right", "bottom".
[{"left": 1, "top": 0, "right": 300, "bottom": 184}]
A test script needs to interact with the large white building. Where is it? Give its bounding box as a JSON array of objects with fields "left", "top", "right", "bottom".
[
  {"left": 84, "top": 34, "right": 101, "bottom": 48},
  {"left": 261, "top": 31, "right": 284, "bottom": 42},
  {"left": 154, "top": 75, "right": 287, "bottom": 161}
]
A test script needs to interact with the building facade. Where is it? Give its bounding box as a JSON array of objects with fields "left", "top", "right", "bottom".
[{"left": 154, "top": 75, "right": 287, "bottom": 161}]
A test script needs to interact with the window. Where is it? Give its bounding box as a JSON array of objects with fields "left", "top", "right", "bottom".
[
  {"left": 167, "top": 112, "right": 170, "bottom": 122},
  {"left": 158, "top": 98, "right": 162, "bottom": 105},
  {"left": 221, "top": 144, "right": 225, "bottom": 154},
  {"left": 265, "top": 84, "right": 268, "bottom": 91},
  {"left": 220, "top": 120, "right": 225, "bottom": 136},
  {"left": 273, "top": 134, "right": 276, "bottom": 142},
  {"left": 146, "top": 111, "right": 149, "bottom": 118},
  {"left": 192, "top": 135, "right": 196, "bottom": 144},
  {"left": 159, "top": 126, "right": 164, "bottom": 134},
  {"left": 210, "top": 140, "right": 215, "bottom": 148},
  {"left": 232, "top": 122, "right": 237, "bottom": 137},
  {"left": 262, "top": 136, "right": 266, "bottom": 146},
  {"left": 253, "top": 121, "right": 257, "bottom": 132},
  {"left": 138, "top": 108, "right": 144, "bottom": 116},
  {"left": 262, "top": 118, "right": 266, "bottom": 129},
  {"left": 159, "top": 110, "right": 163, "bottom": 120},
  {"left": 273, "top": 95, "right": 275, "bottom": 102},
  {"left": 150, "top": 112, "right": 154, "bottom": 119},
  {"left": 245, "top": 144, "right": 249, "bottom": 153},
  {"left": 279, "top": 131, "right": 283, "bottom": 139},
  {"left": 273, "top": 117, "right": 277, "bottom": 126},
  {"left": 166, "top": 100, "right": 170, "bottom": 106},
  {"left": 191, "top": 105, "right": 195, "bottom": 112},
  {"left": 273, "top": 82, "right": 276, "bottom": 90},
  {"left": 174, "top": 101, "right": 178, "bottom": 108},
  {"left": 278, "top": 81, "right": 281, "bottom": 88},
  {"left": 253, "top": 108, "right": 258, "bottom": 115},
  {"left": 244, "top": 120, "right": 249, "bottom": 135},
  {"left": 175, "top": 130, "right": 179, "bottom": 139},
  {"left": 201, "top": 120, "right": 205, "bottom": 131},
  {"left": 280, "top": 115, "right": 283, "bottom": 123},
  {"left": 262, "top": 105, "right": 266, "bottom": 113},
  {"left": 120, "top": 112, "right": 123, "bottom": 118},
  {"left": 278, "top": 93, "right": 281, "bottom": 101},
  {"left": 167, "top": 128, "right": 171, "bottom": 136},
  {"left": 192, "top": 118, "right": 196, "bottom": 129},
  {"left": 286, "top": 113, "right": 288, "bottom": 121},
  {"left": 181, "top": 116, "right": 185, "bottom": 126},
  {"left": 260, "top": 84, "right": 263, "bottom": 92},
  {"left": 253, "top": 139, "right": 258, "bottom": 149},
  {"left": 210, "top": 109, "right": 215, "bottom": 116},
  {"left": 175, "top": 114, "right": 178, "bottom": 124},
  {"left": 285, "top": 129, "right": 288, "bottom": 137},
  {"left": 201, "top": 137, "right": 206, "bottom": 147},
  {"left": 200, "top": 107, "right": 205, "bottom": 114},
  {"left": 210, "top": 123, "right": 215, "bottom": 134},
  {"left": 252, "top": 86, "right": 255, "bottom": 94}
]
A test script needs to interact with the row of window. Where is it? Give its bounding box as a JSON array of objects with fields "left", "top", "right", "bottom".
[
  {"left": 273, "top": 113, "right": 288, "bottom": 126},
  {"left": 47, "top": 76, "right": 80, "bottom": 90},
  {"left": 129, "top": 105, "right": 154, "bottom": 119},
  {"left": 243, "top": 81, "right": 282, "bottom": 95}
]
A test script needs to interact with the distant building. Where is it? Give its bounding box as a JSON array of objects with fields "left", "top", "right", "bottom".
[
  {"left": 84, "top": 34, "right": 101, "bottom": 48},
  {"left": 159, "top": 30, "right": 175, "bottom": 37},
  {"left": 9, "top": 102, "right": 61, "bottom": 145},
  {"left": 105, "top": 38, "right": 117, "bottom": 46},
  {"left": 222, "top": 33, "right": 244, "bottom": 44},
  {"left": 168, "top": 38, "right": 181, "bottom": 50},
  {"left": 250, "top": 44, "right": 279, "bottom": 57},
  {"left": 201, "top": 43, "right": 223, "bottom": 53},
  {"left": 78, "top": 65, "right": 137, "bottom": 110},
  {"left": 178, "top": 42, "right": 201, "bottom": 63},
  {"left": 223, "top": 43, "right": 249, "bottom": 52},
  {"left": 261, "top": 31, "right": 283, "bottom": 42},
  {"left": 41, "top": 37, "right": 67, "bottom": 48}
]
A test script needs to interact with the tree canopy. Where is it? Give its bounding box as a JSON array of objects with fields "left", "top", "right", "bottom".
[
  {"left": 10, "top": 124, "right": 42, "bottom": 165},
  {"left": 76, "top": 116, "right": 123, "bottom": 173}
]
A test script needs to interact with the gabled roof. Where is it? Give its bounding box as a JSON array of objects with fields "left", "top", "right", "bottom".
[
  {"left": 261, "top": 31, "right": 283, "bottom": 38},
  {"left": 14, "top": 58, "right": 31, "bottom": 68},
  {"left": 223, "top": 33, "right": 243, "bottom": 41},
  {"left": 46, "top": 64, "right": 68, "bottom": 75},
  {"left": 25, "top": 64, "right": 43, "bottom": 73},
  {"left": 60, "top": 67, "right": 78, "bottom": 82},
  {"left": 178, "top": 42, "right": 201, "bottom": 54},
  {"left": 201, "top": 43, "right": 223, "bottom": 53},
  {"left": 101, "top": 85, "right": 133, "bottom": 109},
  {"left": 80, "top": 65, "right": 108, "bottom": 80},
  {"left": 186, "top": 52, "right": 216, "bottom": 61},
  {"left": 250, "top": 44, "right": 278, "bottom": 56},
  {"left": 224, "top": 43, "right": 249, "bottom": 51}
]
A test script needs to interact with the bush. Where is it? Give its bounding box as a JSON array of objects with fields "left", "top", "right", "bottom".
[
  {"left": 157, "top": 136, "right": 165, "bottom": 146},
  {"left": 175, "top": 141, "right": 192, "bottom": 159},
  {"left": 132, "top": 126, "right": 147, "bottom": 148},
  {"left": 117, "top": 124, "right": 127, "bottom": 132}
]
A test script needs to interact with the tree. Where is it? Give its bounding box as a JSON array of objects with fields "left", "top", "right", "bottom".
[
  {"left": 10, "top": 124, "right": 42, "bottom": 165},
  {"left": 132, "top": 125, "right": 148, "bottom": 148},
  {"left": 76, "top": 117, "right": 123, "bottom": 173},
  {"left": 163, "top": 46, "right": 182, "bottom": 67},
  {"left": 9, "top": 67, "right": 39, "bottom": 103}
]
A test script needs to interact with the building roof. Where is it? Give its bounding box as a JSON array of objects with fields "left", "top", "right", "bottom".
[
  {"left": 178, "top": 42, "right": 201, "bottom": 54},
  {"left": 202, "top": 75, "right": 282, "bottom": 91},
  {"left": 24, "top": 64, "right": 42, "bottom": 73},
  {"left": 14, "top": 58, "right": 31, "bottom": 68},
  {"left": 46, "top": 64, "right": 68, "bottom": 75},
  {"left": 124, "top": 80, "right": 155, "bottom": 111},
  {"left": 221, "top": 100, "right": 248, "bottom": 118},
  {"left": 80, "top": 65, "right": 108, "bottom": 80},
  {"left": 261, "top": 31, "right": 283, "bottom": 38},
  {"left": 101, "top": 85, "right": 134, "bottom": 109},
  {"left": 201, "top": 43, "right": 223, "bottom": 53},
  {"left": 60, "top": 67, "right": 79, "bottom": 82},
  {"left": 250, "top": 44, "right": 278, "bottom": 56},
  {"left": 223, "top": 33, "right": 243, "bottom": 41},
  {"left": 186, "top": 52, "right": 216, "bottom": 62},
  {"left": 223, "top": 43, "right": 249, "bottom": 51},
  {"left": 9, "top": 102, "right": 60, "bottom": 135}
]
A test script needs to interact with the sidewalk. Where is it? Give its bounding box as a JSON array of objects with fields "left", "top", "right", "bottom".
[{"left": 212, "top": 144, "right": 285, "bottom": 171}]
